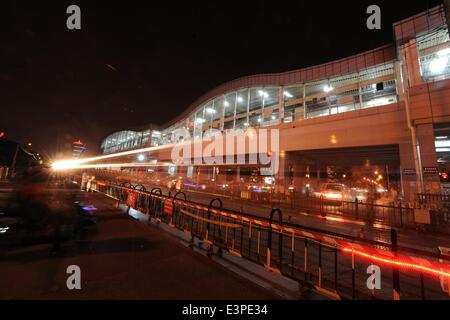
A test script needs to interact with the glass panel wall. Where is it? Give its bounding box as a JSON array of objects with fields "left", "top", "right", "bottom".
[
  {"left": 186, "top": 114, "right": 195, "bottom": 138},
  {"left": 283, "top": 84, "right": 304, "bottom": 123},
  {"left": 306, "top": 79, "right": 331, "bottom": 119},
  {"left": 223, "top": 92, "right": 236, "bottom": 131},
  {"left": 194, "top": 106, "right": 205, "bottom": 138},
  {"left": 418, "top": 27, "right": 450, "bottom": 82},
  {"left": 101, "top": 61, "right": 400, "bottom": 153},
  {"left": 210, "top": 97, "right": 223, "bottom": 130},
  {"left": 359, "top": 63, "right": 397, "bottom": 109},
  {"left": 234, "top": 89, "right": 249, "bottom": 130},
  {"left": 261, "top": 87, "right": 279, "bottom": 127},
  {"left": 151, "top": 130, "right": 161, "bottom": 146},
  {"left": 329, "top": 73, "right": 359, "bottom": 114},
  {"left": 100, "top": 130, "right": 151, "bottom": 154}
]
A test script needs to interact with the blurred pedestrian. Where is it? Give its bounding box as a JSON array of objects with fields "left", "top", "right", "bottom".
[
  {"left": 81, "top": 172, "right": 88, "bottom": 191},
  {"left": 358, "top": 227, "right": 365, "bottom": 239}
]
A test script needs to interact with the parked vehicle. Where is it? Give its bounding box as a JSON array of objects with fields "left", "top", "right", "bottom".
[{"left": 318, "top": 183, "right": 354, "bottom": 203}]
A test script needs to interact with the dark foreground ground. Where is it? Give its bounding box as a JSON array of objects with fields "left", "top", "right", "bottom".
[{"left": 0, "top": 183, "right": 278, "bottom": 299}]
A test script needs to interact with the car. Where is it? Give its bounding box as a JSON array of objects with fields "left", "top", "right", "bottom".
[{"left": 318, "top": 183, "right": 354, "bottom": 203}]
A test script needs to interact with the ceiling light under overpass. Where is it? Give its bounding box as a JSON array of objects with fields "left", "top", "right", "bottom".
[
  {"left": 206, "top": 107, "right": 216, "bottom": 114},
  {"left": 429, "top": 47, "right": 450, "bottom": 75},
  {"left": 258, "top": 90, "right": 269, "bottom": 98},
  {"left": 435, "top": 139, "right": 450, "bottom": 148},
  {"left": 429, "top": 56, "right": 448, "bottom": 74},
  {"left": 284, "top": 91, "right": 293, "bottom": 98},
  {"left": 323, "top": 85, "right": 334, "bottom": 93},
  {"left": 437, "top": 48, "right": 450, "bottom": 57}
]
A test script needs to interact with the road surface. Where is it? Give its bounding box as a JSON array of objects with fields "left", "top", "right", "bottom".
[{"left": 0, "top": 183, "right": 279, "bottom": 299}]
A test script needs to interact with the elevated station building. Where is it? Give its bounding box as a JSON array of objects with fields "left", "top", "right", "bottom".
[{"left": 95, "top": 5, "right": 450, "bottom": 204}]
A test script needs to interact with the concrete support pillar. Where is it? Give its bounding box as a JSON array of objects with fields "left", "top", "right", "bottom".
[
  {"left": 358, "top": 72, "right": 363, "bottom": 109},
  {"left": 402, "top": 39, "right": 423, "bottom": 88},
  {"left": 276, "top": 151, "right": 287, "bottom": 193},
  {"left": 416, "top": 123, "right": 441, "bottom": 193},
  {"left": 220, "top": 94, "right": 225, "bottom": 131},
  {"left": 394, "top": 61, "right": 405, "bottom": 102},
  {"left": 399, "top": 141, "right": 417, "bottom": 204},
  {"left": 278, "top": 86, "right": 284, "bottom": 123},
  {"left": 303, "top": 84, "right": 307, "bottom": 119}
]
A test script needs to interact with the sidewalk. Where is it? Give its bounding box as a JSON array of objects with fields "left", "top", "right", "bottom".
[{"left": 0, "top": 188, "right": 278, "bottom": 299}]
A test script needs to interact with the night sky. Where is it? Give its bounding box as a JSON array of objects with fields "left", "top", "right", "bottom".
[{"left": 0, "top": 0, "right": 442, "bottom": 158}]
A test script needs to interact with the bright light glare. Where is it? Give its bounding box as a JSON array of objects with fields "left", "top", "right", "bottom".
[
  {"left": 322, "top": 192, "right": 342, "bottom": 199},
  {"left": 137, "top": 154, "right": 145, "bottom": 161},
  {"left": 437, "top": 48, "right": 450, "bottom": 57},
  {"left": 343, "top": 247, "right": 450, "bottom": 278},
  {"left": 51, "top": 141, "right": 182, "bottom": 171},
  {"left": 258, "top": 90, "right": 269, "bottom": 98},
  {"left": 429, "top": 57, "right": 448, "bottom": 74},
  {"left": 283, "top": 91, "right": 293, "bottom": 98},
  {"left": 435, "top": 139, "right": 450, "bottom": 147},
  {"left": 323, "top": 85, "right": 334, "bottom": 93},
  {"left": 0, "top": 227, "right": 10, "bottom": 234},
  {"left": 206, "top": 107, "right": 216, "bottom": 114},
  {"left": 52, "top": 160, "right": 80, "bottom": 170},
  {"left": 53, "top": 162, "right": 169, "bottom": 170}
]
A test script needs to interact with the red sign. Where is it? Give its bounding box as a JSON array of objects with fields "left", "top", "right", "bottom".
[
  {"left": 403, "top": 168, "right": 416, "bottom": 175},
  {"left": 126, "top": 190, "right": 137, "bottom": 207},
  {"left": 164, "top": 199, "right": 173, "bottom": 215},
  {"left": 423, "top": 166, "right": 439, "bottom": 174},
  {"left": 73, "top": 140, "right": 84, "bottom": 145}
]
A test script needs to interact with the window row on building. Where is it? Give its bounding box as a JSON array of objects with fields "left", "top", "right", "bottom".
[{"left": 158, "top": 61, "right": 399, "bottom": 145}]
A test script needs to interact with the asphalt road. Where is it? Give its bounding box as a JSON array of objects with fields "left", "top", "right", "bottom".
[{"left": 0, "top": 184, "right": 279, "bottom": 299}]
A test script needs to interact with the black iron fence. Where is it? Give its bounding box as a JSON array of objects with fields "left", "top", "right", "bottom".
[
  {"left": 417, "top": 192, "right": 450, "bottom": 204},
  {"left": 91, "top": 180, "right": 450, "bottom": 300},
  {"left": 84, "top": 169, "right": 450, "bottom": 231},
  {"left": 236, "top": 191, "right": 449, "bottom": 231},
  {"left": 291, "top": 194, "right": 415, "bottom": 228}
]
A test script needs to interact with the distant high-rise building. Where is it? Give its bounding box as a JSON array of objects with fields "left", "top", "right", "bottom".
[{"left": 72, "top": 140, "right": 87, "bottom": 159}]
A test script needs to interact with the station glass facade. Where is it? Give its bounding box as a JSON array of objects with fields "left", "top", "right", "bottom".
[
  {"left": 157, "top": 61, "right": 399, "bottom": 146},
  {"left": 100, "top": 11, "right": 450, "bottom": 154}
]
